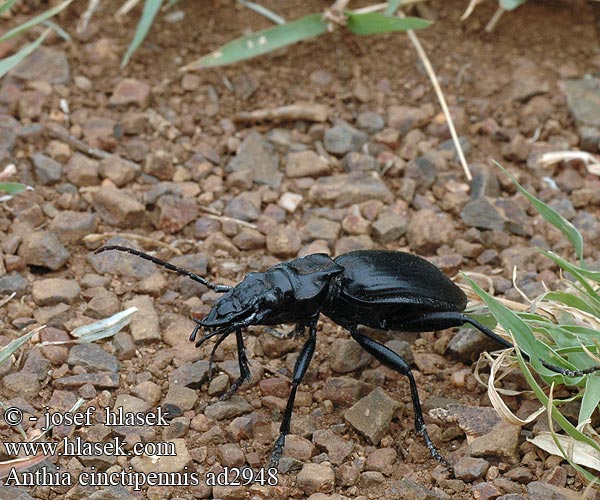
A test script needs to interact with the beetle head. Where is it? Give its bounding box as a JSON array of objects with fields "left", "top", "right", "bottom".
[{"left": 200, "top": 272, "right": 289, "bottom": 331}]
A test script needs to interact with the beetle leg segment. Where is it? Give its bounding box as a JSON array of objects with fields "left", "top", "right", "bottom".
[
  {"left": 269, "top": 320, "right": 318, "bottom": 469},
  {"left": 220, "top": 327, "right": 252, "bottom": 401},
  {"left": 189, "top": 320, "right": 202, "bottom": 342},
  {"left": 207, "top": 330, "right": 232, "bottom": 381},
  {"left": 461, "top": 315, "right": 600, "bottom": 377},
  {"left": 349, "top": 327, "right": 451, "bottom": 469}
]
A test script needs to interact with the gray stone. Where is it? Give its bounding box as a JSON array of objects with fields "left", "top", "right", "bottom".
[
  {"left": 19, "top": 231, "right": 70, "bottom": 271},
  {"left": 447, "top": 328, "right": 502, "bottom": 364},
  {"left": 564, "top": 77, "right": 600, "bottom": 127},
  {"left": 84, "top": 288, "right": 120, "bottom": 319},
  {"left": 296, "top": 463, "right": 335, "bottom": 495},
  {"left": 302, "top": 217, "right": 340, "bottom": 245},
  {"left": 470, "top": 163, "right": 501, "bottom": 199},
  {"left": 54, "top": 372, "right": 119, "bottom": 389},
  {"left": 0, "top": 272, "right": 29, "bottom": 297},
  {"left": 112, "top": 331, "right": 136, "bottom": 360},
  {"left": 511, "top": 60, "right": 549, "bottom": 102},
  {"left": 49, "top": 211, "right": 98, "bottom": 244},
  {"left": 372, "top": 214, "right": 407, "bottom": 243},
  {"left": 204, "top": 396, "right": 252, "bottom": 420},
  {"left": 312, "top": 429, "right": 353, "bottom": 464},
  {"left": 124, "top": 295, "right": 161, "bottom": 343},
  {"left": 356, "top": 111, "right": 385, "bottom": 133},
  {"left": 405, "top": 154, "right": 443, "bottom": 190},
  {"left": 341, "top": 152, "right": 378, "bottom": 172},
  {"left": 224, "top": 192, "right": 261, "bottom": 222},
  {"left": 453, "top": 456, "right": 489, "bottom": 481},
  {"left": 365, "top": 447, "right": 397, "bottom": 475},
  {"left": 266, "top": 226, "right": 301, "bottom": 257},
  {"left": 384, "top": 339, "right": 413, "bottom": 364},
  {"left": 227, "top": 131, "right": 282, "bottom": 188},
  {"left": 330, "top": 339, "right": 372, "bottom": 374},
  {"left": 579, "top": 125, "right": 600, "bottom": 152},
  {"left": 527, "top": 480, "right": 583, "bottom": 500},
  {"left": 387, "top": 478, "right": 451, "bottom": 500},
  {"left": 468, "top": 421, "right": 521, "bottom": 464},
  {"left": 68, "top": 343, "right": 119, "bottom": 372},
  {"left": 98, "top": 156, "right": 138, "bottom": 186},
  {"left": 32, "top": 278, "right": 80, "bottom": 306},
  {"left": 460, "top": 197, "right": 505, "bottom": 231},
  {"left": 344, "top": 387, "right": 401, "bottom": 444},
  {"left": 324, "top": 123, "right": 368, "bottom": 156},
  {"left": 154, "top": 195, "right": 199, "bottom": 233},
  {"left": 92, "top": 185, "right": 145, "bottom": 228},
  {"left": 113, "top": 393, "right": 151, "bottom": 414},
  {"left": 169, "top": 360, "right": 210, "bottom": 389},
  {"left": 12, "top": 47, "right": 70, "bottom": 84},
  {"left": 109, "top": 78, "right": 152, "bottom": 108},
  {"left": 3, "top": 371, "right": 40, "bottom": 399},
  {"left": 387, "top": 104, "right": 434, "bottom": 134},
  {"left": 31, "top": 153, "right": 62, "bottom": 185},
  {"left": 131, "top": 381, "right": 162, "bottom": 406},
  {"left": 65, "top": 152, "right": 100, "bottom": 186},
  {"left": 164, "top": 384, "right": 198, "bottom": 412},
  {"left": 406, "top": 210, "right": 457, "bottom": 254},
  {"left": 308, "top": 172, "right": 393, "bottom": 207},
  {"left": 286, "top": 150, "right": 330, "bottom": 178}
]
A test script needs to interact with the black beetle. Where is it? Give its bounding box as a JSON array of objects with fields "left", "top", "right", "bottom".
[{"left": 94, "top": 245, "right": 599, "bottom": 468}]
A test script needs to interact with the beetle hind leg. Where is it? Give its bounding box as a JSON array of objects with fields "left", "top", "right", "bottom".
[
  {"left": 349, "top": 327, "right": 451, "bottom": 469},
  {"left": 461, "top": 314, "right": 600, "bottom": 377}
]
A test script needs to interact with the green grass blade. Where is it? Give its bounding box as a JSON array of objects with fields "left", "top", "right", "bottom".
[
  {"left": 384, "top": 0, "right": 402, "bottom": 17},
  {"left": 500, "top": 0, "right": 527, "bottom": 11},
  {"left": 345, "top": 11, "right": 431, "bottom": 36},
  {"left": 466, "top": 276, "right": 551, "bottom": 374},
  {"left": 572, "top": 267, "right": 600, "bottom": 284},
  {"left": 0, "top": 0, "right": 73, "bottom": 43},
  {"left": 42, "top": 19, "right": 71, "bottom": 41},
  {"left": 542, "top": 291, "right": 598, "bottom": 315},
  {"left": 121, "top": 0, "right": 163, "bottom": 68},
  {"left": 182, "top": 13, "right": 328, "bottom": 70},
  {"left": 0, "top": 0, "right": 18, "bottom": 16},
  {"left": 70, "top": 307, "right": 138, "bottom": 342},
  {"left": 237, "top": 0, "right": 285, "bottom": 25},
  {"left": 540, "top": 251, "right": 600, "bottom": 308},
  {"left": 0, "top": 30, "right": 48, "bottom": 79},
  {"left": 0, "top": 326, "right": 42, "bottom": 367},
  {"left": 0, "top": 182, "right": 30, "bottom": 195},
  {"left": 515, "top": 347, "right": 600, "bottom": 465},
  {"left": 493, "top": 161, "right": 583, "bottom": 260},
  {"left": 164, "top": 0, "right": 181, "bottom": 8}
]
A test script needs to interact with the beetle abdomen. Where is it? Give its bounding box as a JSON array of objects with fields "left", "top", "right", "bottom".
[{"left": 323, "top": 250, "right": 467, "bottom": 331}]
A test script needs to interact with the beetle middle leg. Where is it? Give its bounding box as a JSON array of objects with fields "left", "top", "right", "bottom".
[
  {"left": 349, "top": 327, "right": 450, "bottom": 468},
  {"left": 269, "top": 320, "right": 318, "bottom": 469}
]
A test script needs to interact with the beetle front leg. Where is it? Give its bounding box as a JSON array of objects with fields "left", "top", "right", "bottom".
[
  {"left": 269, "top": 320, "right": 318, "bottom": 469},
  {"left": 220, "top": 327, "right": 251, "bottom": 401},
  {"left": 349, "top": 327, "right": 451, "bottom": 469}
]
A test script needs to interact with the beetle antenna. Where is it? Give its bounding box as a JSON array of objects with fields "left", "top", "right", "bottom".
[{"left": 94, "top": 245, "right": 231, "bottom": 292}]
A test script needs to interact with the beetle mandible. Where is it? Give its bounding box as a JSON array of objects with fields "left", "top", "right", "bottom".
[{"left": 94, "top": 245, "right": 600, "bottom": 469}]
